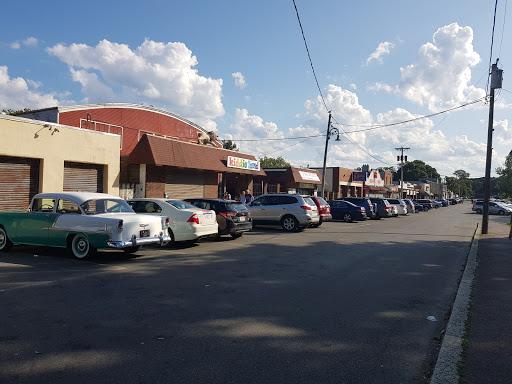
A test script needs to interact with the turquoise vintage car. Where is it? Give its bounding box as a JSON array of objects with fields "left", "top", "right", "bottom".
[{"left": 0, "top": 192, "right": 170, "bottom": 259}]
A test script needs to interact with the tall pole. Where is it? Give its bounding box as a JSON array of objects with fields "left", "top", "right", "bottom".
[
  {"left": 321, "top": 111, "right": 333, "bottom": 198},
  {"left": 395, "top": 147, "right": 410, "bottom": 199},
  {"left": 482, "top": 61, "right": 502, "bottom": 234},
  {"left": 482, "top": 86, "right": 496, "bottom": 234}
]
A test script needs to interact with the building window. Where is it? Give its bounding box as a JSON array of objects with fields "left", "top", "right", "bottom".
[
  {"left": 253, "top": 183, "right": 263, "bottom": 197},
  {"left": 267, "top": 183, "right": 278, "bottom": 193}
]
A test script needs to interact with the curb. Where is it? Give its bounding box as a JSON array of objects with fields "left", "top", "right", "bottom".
[{"left": 429, "top": 223, "right": 479, "bottom": 383}]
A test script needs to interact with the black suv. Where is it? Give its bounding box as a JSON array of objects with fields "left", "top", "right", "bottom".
[
  {"left": 184, "top": 198, "right": 252, "bottom": 239},
  {"left": 341, "top": 197, "right": 376, "bottom": 219}
]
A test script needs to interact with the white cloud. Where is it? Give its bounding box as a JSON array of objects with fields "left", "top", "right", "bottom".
[
  {"left": 232, "top": 72, "right": 247, "bottom": 89},
  {"left": 371, "top": 23, "right": 486, "bottom": 112},
  {"left": 0, "top": 66, "right": 59, "bottom": 110},
  {"left": 10, "top": 41, "right": 20, "bottom": 50},
  {"left": 23, "top": 37, "right": 38, "bottom": 46},
  {"left": 47, "top": 39, "right": 225, "bottom": 127},
  {"left": 365, "top": 41, "right": 395, "bottom": 65}
]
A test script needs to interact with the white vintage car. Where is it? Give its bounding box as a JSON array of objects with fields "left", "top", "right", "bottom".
[{"left": 0, "top": 192, "right": 170, "bottom": 259}]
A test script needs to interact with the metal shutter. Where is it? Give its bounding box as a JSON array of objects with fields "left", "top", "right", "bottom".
[
  {"left": 165, "top": 168, "right": 204, "bottom": 200},
  {"left": 0, "top": 156, "right": 40, "bottom": 211},
  {"left": 63, "top": 162, "right": 104, "bottom": 193}
]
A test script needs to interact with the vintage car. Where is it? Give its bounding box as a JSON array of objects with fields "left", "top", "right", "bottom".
[{"left": 0, "top": 192, "right": 171, "bottom": 259}]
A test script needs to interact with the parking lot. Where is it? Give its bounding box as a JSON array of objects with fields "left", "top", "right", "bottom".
[{"left": 0, "top": 203, "right": 483, "bottom": 383}]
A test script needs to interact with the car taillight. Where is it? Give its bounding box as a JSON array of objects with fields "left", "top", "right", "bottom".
[
  {"left": 385, "top": 207, "right": 391, "bottom": 210},
  {"left": 359, "top": 208, "right": 365, "bottom": 212},
  {"left": 165, "top": 217, "right": 170, "bottom": 225},
  {"left": 187, "top": 213, "right": 200, "bottom": 224},
  {"left": 220, "top": 212, "right": 237, "bottom": 217},
  {"left": 301, "top": 205, "right": 312, "bottom": 210}
]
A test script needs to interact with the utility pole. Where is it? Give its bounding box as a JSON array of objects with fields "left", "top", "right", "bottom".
[
  {"left": 482, "top": 61, "right": 503, "bottom": 234},
  {"left": 321, "top": 112, "right": 340, "bottom": 199},
  {"left": 396, "top": 147, "right": 410, "bottom": 199}
]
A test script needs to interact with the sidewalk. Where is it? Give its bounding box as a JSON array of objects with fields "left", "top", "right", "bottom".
[{"left": 463, "top": 219, "right": 512, "bottom": 384}]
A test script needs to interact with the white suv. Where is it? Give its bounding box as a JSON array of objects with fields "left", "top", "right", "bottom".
[
  {"left": 385, "top": 198, "right": 408, "bottom": 215},
  {"left": 248, "top": 194, "right": 320, "bottom": 231}
]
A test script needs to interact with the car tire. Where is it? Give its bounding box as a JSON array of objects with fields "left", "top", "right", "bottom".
[
  {"left": 476, "top": 208, "right": 482, "bottom": 214},
  {"left": 498, "top": 210, "right": 505, "bottom": 215},
  {"left": 70, "top": 234, "right": 95, "bottom": 259},
  {"left": 281, "top": 215, "right": 299, "bottom": 232},
  {"left": 343, "top": 213, "right": 353, "bottom": 222},
  {"left": 230, "top": 232, "right": 243, "bottom": 239},
  {"left": 0, "top": 226, "right": 13, "bottom": 252},
  {"left": 124, "top": 246, "right": 141, "bottom": 254},
  {"left": 162, "top": 228, "right": 176, "bottom": 247}
]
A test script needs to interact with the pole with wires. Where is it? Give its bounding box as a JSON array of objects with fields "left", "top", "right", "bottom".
[
  {"left": 482, "top": 61, "right": 503, "bottom": 234},
  {"left": 321, "top": 112, "right": 333, "bottom": 199}
]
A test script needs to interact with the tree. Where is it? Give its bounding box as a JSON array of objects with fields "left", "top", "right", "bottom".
[
  {"left": 1, "top": 108, "right": 32, "bottom": 116},
  {"left": 222, "top": 140, "right": 238, "bottom": 151},
  {"left": 393, "top": 160, "right": 440, "bottom": 181},
  {"left": 259, "top": 156, "right": 291, "bottom": 168},
  {"left": 446, "top": 169, "right": 472, "bottom": 197},
  {"left": 496, "top": 150, "right": 512, "bottom": 197}
]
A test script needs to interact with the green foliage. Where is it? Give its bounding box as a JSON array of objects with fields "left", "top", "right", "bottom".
[
  {"left": 447, "top": 169, "right": 472, "bottom": 197},
  {"left": 1, "top": 108, "right": 32, "bottom": 116},
  {"left": 496, "top": 150, "right": 512, "bottom": 197},
  {"left": 222, "top": 140, "right": 238, "bottom": 151},
  {"left": 260, "top": 156, "right": 291, "bottom": 168},
  {"left": 393, "top": 160, "right": 440, "bottom": 181}
]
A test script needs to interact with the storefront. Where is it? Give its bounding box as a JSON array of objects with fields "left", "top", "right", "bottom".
[{"left": 252, "top": 167, "right": 322, "bottom": 196}]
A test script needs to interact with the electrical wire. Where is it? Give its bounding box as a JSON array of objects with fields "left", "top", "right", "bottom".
[
  {"left": 486, "top": 0, "right": 500, "bottom": 93},
  {"left": 498, "top": 0, "right": 508, "bottom": 59},
  {"left": 292, "top": 0, "right": 329, "bottom": 113}
]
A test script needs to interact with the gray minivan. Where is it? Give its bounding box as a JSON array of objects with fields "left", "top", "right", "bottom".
[{"left": 248, "top": 194, "right": 320, "bottom": 231}]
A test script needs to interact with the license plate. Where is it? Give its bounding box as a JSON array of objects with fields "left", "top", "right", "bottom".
[
  {"left": 140, "top": 229, "right": 150, "bottom": 238},
  {"left": 239, "top": 216, "right": 245, "bottom": 222}
]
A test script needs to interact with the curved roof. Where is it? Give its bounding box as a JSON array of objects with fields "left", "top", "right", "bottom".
[{"left": 57, "top": 103, "right": 212, "bottom": 136}]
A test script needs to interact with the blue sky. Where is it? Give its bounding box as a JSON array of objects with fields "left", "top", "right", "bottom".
[{"left": 1, "top": 0, "right": 511, "bottom": 178}]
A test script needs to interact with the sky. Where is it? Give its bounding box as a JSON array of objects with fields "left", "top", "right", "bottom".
[{"left": 1, "top": 0, "right": 511, "bottom": 179}]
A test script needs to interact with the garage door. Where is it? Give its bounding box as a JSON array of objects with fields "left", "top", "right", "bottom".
[
  {"left": 63, "top": 162, "right": 104, "bottom": 193},
  {"left": 165, "top": 168, "right": 204, "bottom": 200},
  {"left": 0, "top": 156, "right": 40, "bottom": 211}
]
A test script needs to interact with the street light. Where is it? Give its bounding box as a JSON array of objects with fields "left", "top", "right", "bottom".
[{"left": 320, "top": 112, "right": 341, "bottom": 198}]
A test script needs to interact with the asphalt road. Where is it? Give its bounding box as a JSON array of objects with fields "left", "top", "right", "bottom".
[{"left": 0, "top": 203, "right": 480, "bottom": 384}]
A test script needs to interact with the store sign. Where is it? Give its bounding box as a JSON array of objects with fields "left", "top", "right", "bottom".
[
  {"left": 227, "top": 156, "right": 260, "bottom": 171},
  {"left": 352, "top": 172, "right": 367, "bottom": 181},
  {"left": 299, "top": 183, "right": 314, "bottom": 188},
  {"left": 299, "top": 171, "right": 320, "bottom": 181}
]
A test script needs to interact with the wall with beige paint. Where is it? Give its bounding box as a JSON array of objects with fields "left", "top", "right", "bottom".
[{"left": 0, "top": 114, "right": 121, "bottom": 194}]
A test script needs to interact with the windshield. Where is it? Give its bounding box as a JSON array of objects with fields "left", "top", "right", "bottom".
[
  {"left": 316, "top": 197, "right": 328, "bottom": 205},
  {"left": 304, "top": 197, "right": 316, "bottom": 206},
  {"left": 81, "top": 199, "right": 134, "bottom": 215},
  {"left": 166, "top": 200, "right": 197, "bottom": 210},
  {"left": 226, "top": 203, "right": 248, "bottom": 212}
]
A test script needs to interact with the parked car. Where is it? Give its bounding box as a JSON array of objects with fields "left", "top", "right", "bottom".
[
  {"left": 327, "top": 200, "right": 367, "bottom": 222},
  {"left": 414, "top": 199, "right": 434, "bottom": 210},
  {"left": 0, "top": 192, "right": 170, "bottom": 259},
  {"left": 128, "top": 198, "right": 218, "bottom": 244},
  {"left": 184, "top": 198, "right": 252, "bottom": 238},
  {"left": 472, "top": 200, "right": 512, "bottom": 215},
  {"left": 369, "top": 198, "right": 393, "bottom": 218},
  {"left": 435, "top": 199, "right": 449, "bottom": 207},
  {"left": 341, "top": 197, "right": 377, "bottom": 219},
  {"left": 385, "top": 198, "right": 408, "bottom": 215},
  {"left": 432, "top": 200, "right": 442, "bottom": 208},
  {"left": 403, "top": 199, "right": 417, "bottom": 213},
  {"left": 308, "top": 196, "right": 332, "bottom": 226},
  {"left": 247, "top": 194, "right": 319, "bottom": 231},
  {"left": 447, "top": 198, "right": 458, "bottom": 205}
]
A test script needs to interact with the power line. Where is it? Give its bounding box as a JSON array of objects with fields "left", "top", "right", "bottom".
[
  {"left": 292, "top": 0, "right": 329, "bottom": 112},
  {"left": 486, "top": 0, "right": 500, "bottom": 93}
]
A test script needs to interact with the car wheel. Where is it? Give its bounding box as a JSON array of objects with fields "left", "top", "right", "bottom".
[
  {"left": 281, "top": 215, "right": 299, "bottom": 232},
  {"left": 162, "top": 228, "right": 176, "bottom": 247},
  {"left": 124, "top": 246, "right": 141, "bottom": 254},
  {"left": 230, "top": 232, "right": 243, "bottom": 239},
  {"left": 70, "top": 234, "right": 95, "bottom": 259},
  {"left": 476, "top": 208, "right": 482, "bottom": 214},
  {"left": 343, "top": 213, "right": 353, "bottom": 222},
  {"left": 498, "top": 210, "right": 505, "bottom": 215},
  {"left": 0, "top": 227, "right": 13, "bottom": 252}
]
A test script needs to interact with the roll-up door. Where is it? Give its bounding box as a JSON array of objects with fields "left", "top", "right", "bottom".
[
  {"left": 0, "top": 156, "right": 40, "bottom": 211},
  {"left": 63, "top": 162, "right": 104, "bottom": 193},
  {"left": 165, "top": 168, "right": 204, "bottom": 200}
]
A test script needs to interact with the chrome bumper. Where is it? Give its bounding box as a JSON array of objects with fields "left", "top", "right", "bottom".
[{"left": 107, "top": 232, "right": 170, "bottom": 248}]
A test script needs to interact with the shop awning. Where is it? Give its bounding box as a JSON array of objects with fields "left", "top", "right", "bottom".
[{"left": 126, "top": 134, "right": 266, "bottom": 175}]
